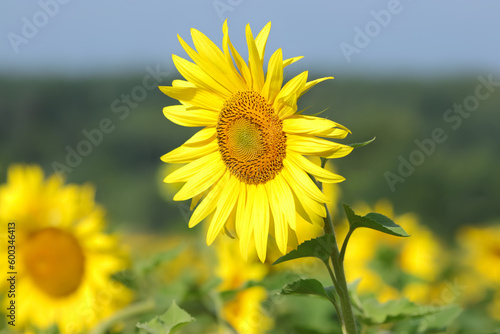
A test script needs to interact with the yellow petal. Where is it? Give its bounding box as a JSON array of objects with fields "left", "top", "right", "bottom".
[
  {"left": 283, "top": 56, "right": 303, "bottom": 67},
  {"left": 286, "top": 178, "right": 325, "bottom": 227},
  {"left": 161, "top": 139, "right": 218, "bottom": 163},
  {"left": 276, "top": 71, "right": 308, "bottom": 102},
  {"left": 255, "top": 22, "right": 271, "bottom": 60},
  {"left": 283, "top": 115, "right": 350, "bottom": 139},
  {"left": 287, "top": 151, "right": 345, "bottom": 184},
  {"left": 190, "top": 28, "right": 226, "bottom": 66},
  {"left": 177, "top": 34, "right": 244, "bottom": 93},
  {"left": 159, "top": 86, "right": 223, "bottom": 111},
  {"left": 299, "top": 77, "right": 334, "bottom": 98},
  {"left": 266, "top": 181, "right": 287, "bottom": 254},
  {"left": 261, "top": 48, "right": 283, "bottom": 105},
  {"left": 173, "top": 55, "right": 232, "bottom": 98},
  {"left": 226, "top": 23, "right": 253, "bottom": 89},
  {"left": 174, "top": 160, "right": 226, "bottom": 201},
  {"left": 245, "top": 24, "right": 264, "bottom": 92},
  {"left": 188, "top": 173, "right": 227, "bottom": 227},
  {"left": 206, "top": 175, "right": 239, "bottom": 245},
  {"left": 276, "top": 92, "right": 298, "bottom": 119},
  {"left": 163, "top": 105, "right": 218, "bottom": 127},
  {"left": 283, "top": 158, "right": 329, "bottom": 204},
  {"left": 239, "top": 184, "right": 255, "bottom": 261},
  {"left": 164, "top": 151, "right": 220, "bottom": 183},
  {"left": 222, "top": 20, "right": 248, "bottom": 89},
  {"left": 235, "top": 182, "right": 247, "bottom": 238},
  {"left": 325, "top": 144, "right": 353, "bottom": 159},
  {"left": 183, "top": 127, "right": 216, "bottom": 145},
  {"left": 253, "top": 183, "right": 270, "bottom": 262},
  {"left": 272, "top": 174, "right": 296, "bottom": 231},
  {"left": 287, "top": 134, "right": 351, "bottom": 157},
  {"left": 190, "top": 192, "right": 204, "bottom": 210}
]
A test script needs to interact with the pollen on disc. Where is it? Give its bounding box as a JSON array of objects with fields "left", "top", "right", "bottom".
[{"left": 217, "top": 91, "right": 286, "bottom": 184}]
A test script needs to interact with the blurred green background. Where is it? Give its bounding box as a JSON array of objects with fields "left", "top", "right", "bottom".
[
  {"left": 1, "top": 74, "right": 498, "bottom": 238},
  {"left": 1, "top": 0, "right": 499, "bottom": 238}
]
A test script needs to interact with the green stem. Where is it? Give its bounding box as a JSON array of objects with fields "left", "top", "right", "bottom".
[
  {"left": 339, "top": 227, "right": 355, "bottom": 264},
  {"left": 89, "top": 299, "right": 156, "bottom": 334},
  {"left": 323, "top": 261, "right": 341, "bottom": 313},
  {"left": 323, "top": 206, "right": 358, "bottom": 334}
]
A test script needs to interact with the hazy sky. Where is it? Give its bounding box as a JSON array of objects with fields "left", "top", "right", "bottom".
[{"left": 1, "top": 0, "right": 499, "bottom": 77}]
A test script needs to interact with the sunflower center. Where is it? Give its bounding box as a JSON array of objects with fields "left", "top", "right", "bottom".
[
  {"left": 217, "top": 91, "right": 286, "bottom": 184},
  {"left": 24, "top": 227, "right": 85, "bottom": 298}
]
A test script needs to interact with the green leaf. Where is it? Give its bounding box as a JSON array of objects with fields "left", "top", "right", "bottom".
[
  {"left": 137, "top": 300, "right": 194, "bottom": 334},
  {"left": 417, "top": 304, "right": 462, "bottom": 333},
  {"left": 280, "top": 278, "right": 331, "bottom": 301},
  {"left": 111, "top": 269, "right": 137, "bottom": 289},
  {"left": 342, "top": 203, "right": 357, "bottom": 224},
  {"left": 343, "top": 204, "right": 409, "bottom": 238},
  {"left": 273, "top": 234, "right": 337, "bottom": 265},
  {"left": 348, "top": 137, "right": 375, "bottom": 148},
  {"left": 356, "top": 295, "right": 461, "bottom": 328},
  {"left": 324, "top": 285, "right": 339, "bottom": 303}
]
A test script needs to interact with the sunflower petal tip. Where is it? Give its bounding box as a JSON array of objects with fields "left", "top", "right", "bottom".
[
  {"left": 160, "top": 154, "right": 171, "bottom": 163},
  {"left": 206, "top": 233, "right": 216, "bottom": 246}
]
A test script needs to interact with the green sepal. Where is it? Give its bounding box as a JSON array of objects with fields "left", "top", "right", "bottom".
[{"left": 348, "top": 137, "right": 376, "bottom": 148}]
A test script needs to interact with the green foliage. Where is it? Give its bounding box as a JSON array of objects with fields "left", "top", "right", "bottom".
[
  {"left": 137, "top": 301, "right": 194, "bottom": 334},
  {"left": 348, "top": 137, "right": 376, "bottom": 149},
  {"left": 343, "top": 204, "right": 410, "bottom": 237},
  {"left": 356, "top": 296, "right": 460, "bottom": 326},
  {"left": 273, "top": 235, "right": 337, "bottom": 265},
  {"left": 280, "top": 278, "right": 333, "bottom": 303}
]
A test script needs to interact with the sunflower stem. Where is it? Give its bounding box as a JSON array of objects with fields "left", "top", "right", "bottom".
[
  {"left": 89, "top": 299, "right": 156, "bottom": 334},
  {"left": 339, "top": 227, "right": 355, "bottom": 264},
  {"left": 323, "top": 206, "right": 358, "bottom": 334}
]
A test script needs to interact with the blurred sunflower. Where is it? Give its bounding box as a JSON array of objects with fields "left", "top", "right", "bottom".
[
  {"left": 456, "top": 223, "right": 500, "bottom": 318},
  {"left": 160, "top": 21, "right": 351, "bottom": 262},
  {"left": 457, "top": 224, "right": 500, "bottom": 287},
  {"left": 336, "top": 199, "right": 446, "bottom": 303},
  {"left": 214, "top": 237, "right": 273, "bottom": 334},
  {"left": 0, "top": 165, "right": 132, "bottom": 332}
]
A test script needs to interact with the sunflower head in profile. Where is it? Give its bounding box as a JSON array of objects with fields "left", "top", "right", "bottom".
[
  {"left": 160, "top": 21, "right": 352, "bottom": 262},
  {"left": 0, "top": 165, "right": 132, "bottom": 332}
]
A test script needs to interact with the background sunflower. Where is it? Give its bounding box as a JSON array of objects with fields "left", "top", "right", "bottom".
[{"left": 0, "top": 165, "right": 132, "bottom": 332}]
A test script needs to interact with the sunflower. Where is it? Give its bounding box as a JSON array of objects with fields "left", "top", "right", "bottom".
[
  {"left": 160, "top": 21, "right": 351, "bottom": 262},
  {"left": 214, "top": 236, "right": 273, "bottom": 334},
  {"left": 0, "top": 165, "right": 132, "bottom": 332}
]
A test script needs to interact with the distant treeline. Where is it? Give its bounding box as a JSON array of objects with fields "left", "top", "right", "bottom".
[{"left": 1, "top": 74, "right": 498, "bottom": 237}]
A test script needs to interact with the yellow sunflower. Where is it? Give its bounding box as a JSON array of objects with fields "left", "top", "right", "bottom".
[
  {"left": 160, "top": 21, "right": 351, "bottom": 262},
  {"left": 0, "top": 165, "right": 132, "bottom": 333},
  {"left": 214, "top": 236, "right": 273, "bottom": 334}
]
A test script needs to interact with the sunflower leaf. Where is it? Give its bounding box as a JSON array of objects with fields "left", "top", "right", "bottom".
[
  {"left": 273, "top": 234, "right": 337, "bottom": 265},
  {"left": 137, "top": 300, "right": 194, "bottom": 334},
  {"left": 348, "top": 137, "right": 376, "bottom": 148},
  {"left": 343, "top": 204, "right": 409, "bottom": 238},
  {"left": 280, "top": 278, "right": 332, "bottom": 301},
  {"left": 356, "top": 295, "right": 461, "bottom": 328}
]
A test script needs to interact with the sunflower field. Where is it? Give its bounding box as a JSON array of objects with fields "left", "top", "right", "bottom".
[{"left": 1, "top": 13, "right": 500, "bottom": 334}]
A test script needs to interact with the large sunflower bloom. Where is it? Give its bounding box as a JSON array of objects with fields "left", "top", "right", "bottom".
[
  {"left": 0, "top": 165, "right": 132, "bottom": 332},
  {"left": 160, "top": 21, "right": 352, "bottom": 262}
]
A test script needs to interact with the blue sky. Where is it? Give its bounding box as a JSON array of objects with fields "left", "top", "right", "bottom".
[{"left": 1, "top": 0, "right": 499, "bottom": 77}]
